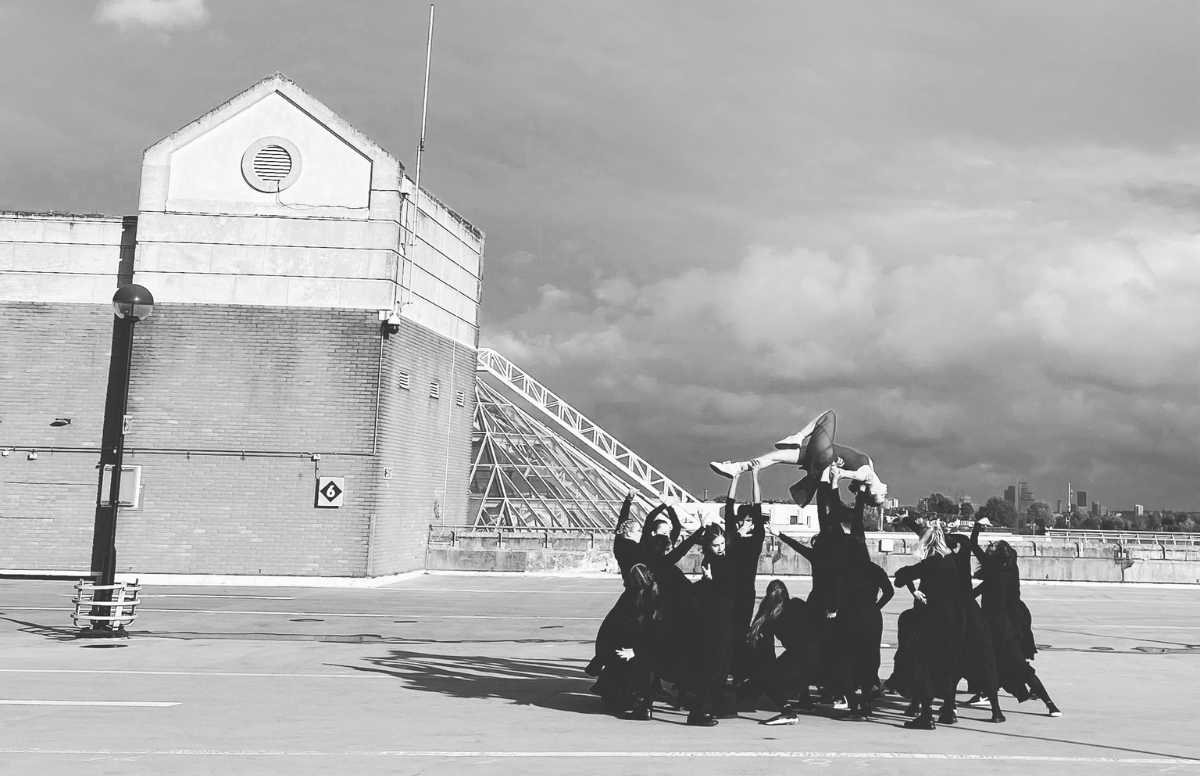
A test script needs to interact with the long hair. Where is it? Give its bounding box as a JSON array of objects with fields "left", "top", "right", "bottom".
[
  {"left": 627, "top": 564, "right": 662, "bottom": 628},
  {"left": 988, "top": 539, "right": 1016, "bottom": 568},
  {"left": 747, "top": 579, "right": 789, "bottom": 646},
  {"left": 914, "top": 520, "right": 951, "bottom": 559}
]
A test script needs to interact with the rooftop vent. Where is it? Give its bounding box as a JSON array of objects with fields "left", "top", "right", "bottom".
[
  {"left": 253, "top": 145, "right": 292, "bottom": 183},
  {"left": 241, "top": 137, "right": 302, "bottom": 193}
]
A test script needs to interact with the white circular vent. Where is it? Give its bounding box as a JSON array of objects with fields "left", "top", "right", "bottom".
[{"left": 241, "top": 137, "right": 302, "bottom": 192}]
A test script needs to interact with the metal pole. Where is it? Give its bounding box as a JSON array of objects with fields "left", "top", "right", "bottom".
[
  {"left": 88, "top": 316, "right": 135, "bottom": 629},
  {"left": 403, "top": 4, "right": 435, "bottom": 305}
]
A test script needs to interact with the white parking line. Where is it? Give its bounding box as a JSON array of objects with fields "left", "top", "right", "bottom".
[
  {"left": 0, "top": 669, "right": 381, "bottom": 679},
  {"left": 0, "top": 749, "right": 1194, "bottom": 764},
  {"left": 0, "top": 700, "right": 179, "bottom": 707}
]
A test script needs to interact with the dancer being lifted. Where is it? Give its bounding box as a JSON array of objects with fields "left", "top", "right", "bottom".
[{"left": 710, "top": 410, "right": 888, "bottom": 509}]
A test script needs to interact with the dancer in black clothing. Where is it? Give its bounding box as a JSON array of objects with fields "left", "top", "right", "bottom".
[
  {"left": 611, "top": 491, "right": 641, "bottom": 581},
  {"left": 641, "top": 522, "right": 703, "bottom": 687},
  {"left": 586, "top": 495, "right": 676, "bottom": 678},
  {"left": 897, "top": 515, "right": 1005, "bottom": 724},
  {"left": 687, "top": 523, "right": 736, "bottom": 726},
  {"left": 590, "top": 563, "right": 664, "bottom": 720},
  {"left": 723, "top": 466, "right": 768, "bottom": 686},
  {"left": 773, "top": 480, "right": 853, "bottom": 706},
  {"left": 740, "top": 579, "right": 823, "bottom": 725},
  {"left": 891, "top": 523, "right": 965, "bottom": 730},
  {"left": 970, "top": 519, "right": 1062, "bottom": 717},
  {"left": 833, "top": 535, "right": 894, "bottom": 719}
]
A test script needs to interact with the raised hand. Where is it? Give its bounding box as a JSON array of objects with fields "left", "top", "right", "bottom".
[{"left": 615, "top": 647, "right": 635, "bottom": 662}]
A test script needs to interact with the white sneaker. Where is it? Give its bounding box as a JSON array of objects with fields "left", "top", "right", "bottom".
[
  {"left": 774, "top": 432, "right": 809, "bottom": 449},
  {"left": 709, "top": 460, "right": 748, "bottom": 478},
  {"left": 831, "top": 698, "right": 849, "bottom": 710},
  {"left": 763, "top": 712, "right": 798, "bottom": 725}
]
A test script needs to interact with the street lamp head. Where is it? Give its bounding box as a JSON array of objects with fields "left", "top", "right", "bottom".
[{"left": 112, "top": 284, "right": 154, "bottom": 322}]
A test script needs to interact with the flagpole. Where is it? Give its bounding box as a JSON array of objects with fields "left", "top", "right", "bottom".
[{"left": 404, "top": 4, "right": 435, "bottom": 306}]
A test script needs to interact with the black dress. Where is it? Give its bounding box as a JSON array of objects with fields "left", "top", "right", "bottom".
[
  {"left": 643, "top": 526, "right": 702, "bottom": 685},
  {"left": 592, "top": 503, "right": 685, "bottom": 677},
  {"left": 690, "top": 550, "right": 735, "bottom": 711},
  {"left": 946, "top": 533, "right": 999, "bottom": 698},
  {"left": 590, "top": 607, "right": 663, "bottom": 713},
  {"left": 899, "top": 518, "right": 999, "bottom": 700},
  {"left": 891, "top": 553, "right": 964, "bottom": 703},
  {"left": 971, "top": 524, "right": 1036, "bottom": 696},
  {"left": 726, "top": 499, "right": 766, "bottom": 682},
  {"left": 835, "top": 558, "right": 893, "bottom": 692},
  {"left": 740, "top": 596, "right": 822, "bottom": 710}
]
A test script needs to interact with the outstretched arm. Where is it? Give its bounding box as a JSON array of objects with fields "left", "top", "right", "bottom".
[
  {"left": 664, "top": 526, "right": 703, "bottom": 565},
  {"left": 667, "top": 507, "right": 682, "bottom": 546},
  {"left": 614, "top": 492, "right": 634, "bottom": 536},
  {"left": 776, "top": 531, "right": 816, "bottom": 562},
  {"left": 639, "top": 502, "right": 668, "bottom": 545},
  {"left": 970, "top": 519, "right": 987, "bottom": 565},
  {"left": 724, "top": 497, "right": 737, "bottom": 537},
  {"left": 901, "top": 515, "right": 925, "bottom": 538},
  {"left": 848, "top": 492, "right": 867, "bottom": 542}
]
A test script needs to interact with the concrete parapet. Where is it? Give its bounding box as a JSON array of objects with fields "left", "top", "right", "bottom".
[{"left": 424, "top": 543, "right": 1200, "bottom": 584}]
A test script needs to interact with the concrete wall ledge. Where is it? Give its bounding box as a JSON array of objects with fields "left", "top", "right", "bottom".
[
  {"left": 425, "top": 547, "right": 1200, "bottom": 585},
  {"left": 113, "top": 570, "right": 424, "bottom": 588}
]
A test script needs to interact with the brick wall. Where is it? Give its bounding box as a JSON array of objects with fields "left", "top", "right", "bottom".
[
  {"left": 0, "top": 302, "right": 113, "bottom": 570},
  {"left": 0, "top": 300, "right": 475, "bottom": 576},
  {"left": 117, "top": 304, "right": 379, "bottom": 575},
  {"left": 369, "top": 316, "right": 475, "bottom": 574}
]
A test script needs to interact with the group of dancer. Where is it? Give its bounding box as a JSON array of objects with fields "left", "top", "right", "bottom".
[{"left": 586, "top": 410, "right": 1061, "bottom": 728}]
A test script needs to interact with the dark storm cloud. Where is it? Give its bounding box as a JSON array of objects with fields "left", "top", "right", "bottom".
[{"left": 0, "top": 1, "right": 1197, "bottom": 508}]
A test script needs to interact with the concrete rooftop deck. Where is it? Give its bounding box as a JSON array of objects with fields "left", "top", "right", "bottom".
[{"left": 1, "top": 574, "right": 1197, "bottom": 775}]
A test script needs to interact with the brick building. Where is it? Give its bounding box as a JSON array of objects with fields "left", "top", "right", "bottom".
[{"left": 0, "top": 74, "right": 483, "bottom": 579}]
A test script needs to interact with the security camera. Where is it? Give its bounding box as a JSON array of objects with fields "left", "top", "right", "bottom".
[{"left": 383, "top": 313, "right": 401, "bottom": 336}]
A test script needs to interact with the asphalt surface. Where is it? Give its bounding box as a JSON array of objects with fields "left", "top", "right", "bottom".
[{"left": 1, "top": 574, "right": 1198, "bottom": 775}]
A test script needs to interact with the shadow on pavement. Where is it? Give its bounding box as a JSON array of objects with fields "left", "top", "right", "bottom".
[{"left": 341, "top": 649, "right": 610, "bottom": 716}]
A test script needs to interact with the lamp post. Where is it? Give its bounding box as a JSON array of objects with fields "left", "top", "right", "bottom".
[{"left": 87, "top": 284, "right": 153, "bottom": 632}]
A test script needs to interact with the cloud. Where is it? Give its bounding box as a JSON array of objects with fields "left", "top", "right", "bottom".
[
  {"left": 94, "top": 0, "right": 208, "bottom": 33},
  {"left": 482, "top": 141, "right": 1200, "bottom": 509}
]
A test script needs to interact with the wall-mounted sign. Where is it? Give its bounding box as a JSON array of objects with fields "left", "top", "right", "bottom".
[{"left": 315, "top": 477, "right": 345, "bottom": 508}]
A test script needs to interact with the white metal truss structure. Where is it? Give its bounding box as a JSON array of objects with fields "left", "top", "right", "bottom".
[
  {"left": 476, "top": 348, "right": 700, "bottom": 509},
  {"left": 470, "top": 379, "right": 658, "bottom": 529}
]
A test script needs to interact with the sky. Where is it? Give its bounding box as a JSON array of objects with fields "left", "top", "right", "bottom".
[{"left": 1, "top": 1, "right": 1197, "bottom": 510}]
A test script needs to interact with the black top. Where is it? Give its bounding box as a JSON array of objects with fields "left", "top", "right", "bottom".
[
  {"left": 696, "top": 551, "right": 734, "bottom": 599},
  {"left": 724, "top": 498, "right": 766, "bottom": 592},
  {"left": 644, "top": 526, "right": 702, "bottom": 598},
  {"left": 760, "top": 597, "right": 816, "bottom": 651},
  {"left": 894, "top": 552, "right": 958, "bottom": 606},
  {"left": 903, "top": 516, "right": 973, "bottom": 603},
  {"left": 970, "top": 521, "right": 1016, "bottom": 613},
  {"left": 840, "top": 560, "right": 894, "bottom": 611}
]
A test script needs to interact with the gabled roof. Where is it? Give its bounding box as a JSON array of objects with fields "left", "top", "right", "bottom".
[{"left": 142, "top": 72, "right": 403, "bottom": 184}]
